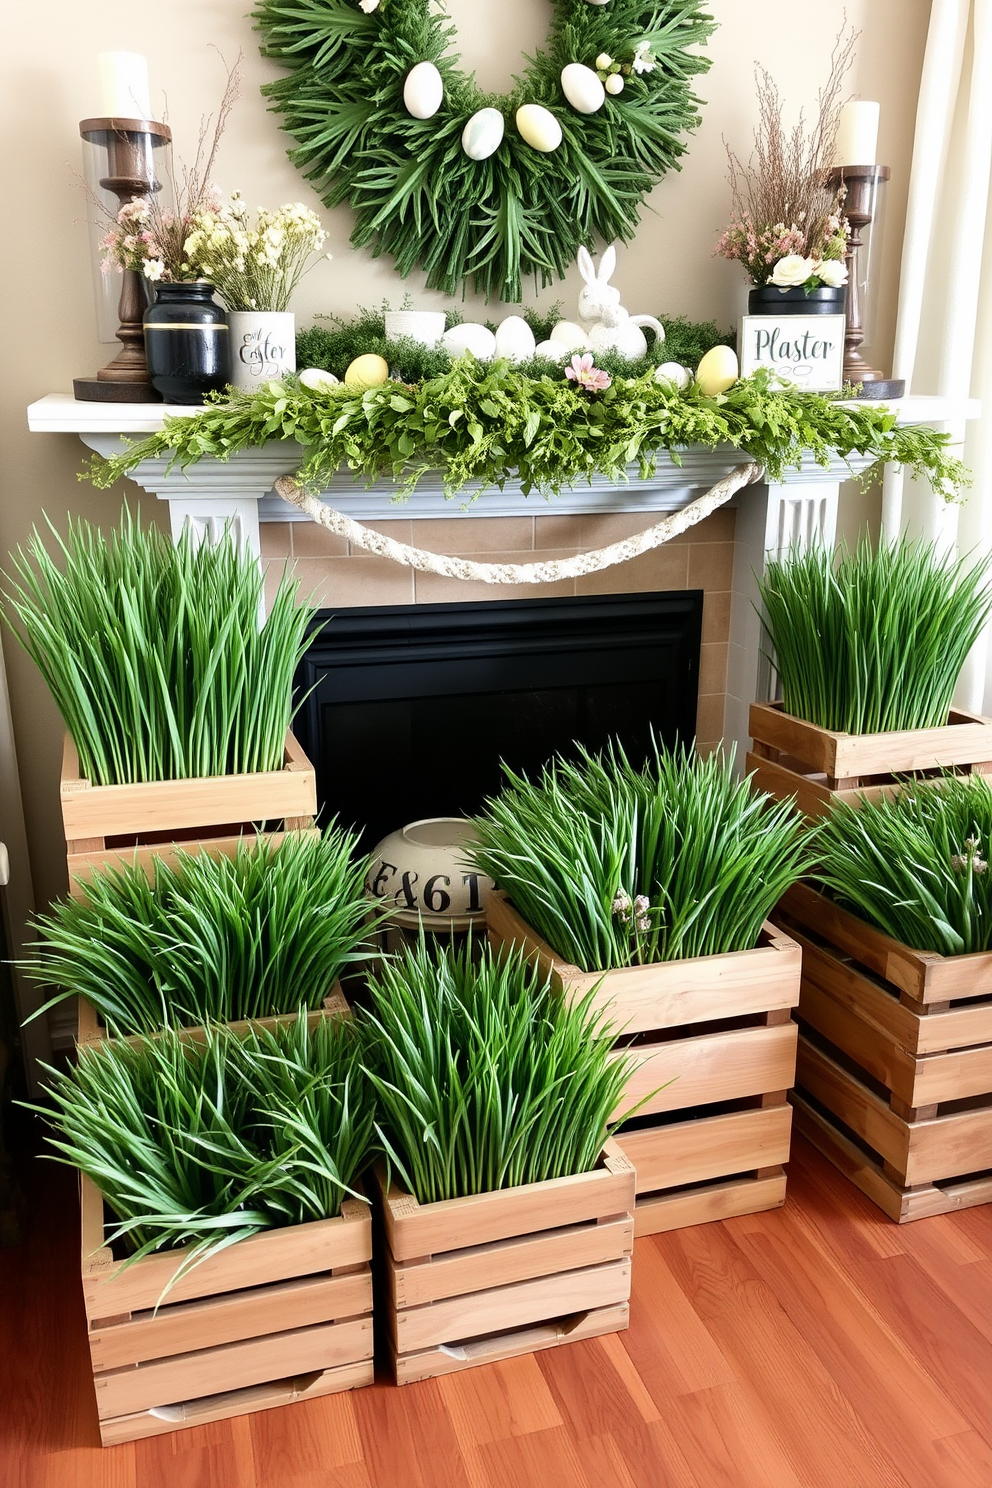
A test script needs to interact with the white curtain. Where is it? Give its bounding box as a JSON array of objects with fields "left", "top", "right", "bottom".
[{"left": 882, "top": 0, "right": 992, "bottom": 710}]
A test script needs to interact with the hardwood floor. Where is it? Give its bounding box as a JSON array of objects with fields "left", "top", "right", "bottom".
[{"left": 3, "top": 1135, "right": 992, "bottom": 1487}]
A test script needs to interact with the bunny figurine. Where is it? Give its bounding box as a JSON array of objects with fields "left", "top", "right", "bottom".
[{"left": 576, "top": 244, "right": 665, "bottom": 360}]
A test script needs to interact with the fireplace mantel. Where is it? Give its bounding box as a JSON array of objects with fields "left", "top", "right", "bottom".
[{"left": 27, "top": 391, "right": 982, "bottom": 762}]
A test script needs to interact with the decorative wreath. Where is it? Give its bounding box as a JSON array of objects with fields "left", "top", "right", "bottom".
[{"left": 254, "top": 0, "right": 715, "bottom": 302}]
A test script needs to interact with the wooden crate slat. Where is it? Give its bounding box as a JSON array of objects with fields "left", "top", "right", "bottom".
[
  {"left": 89, "top": 1269, "right": 371, "bottom": 1371},
  {"left": 67, "top": 826, "right": 319, "bottom": 898},
  {"left": 791, "top": 1094, "right": 992, "bottom": 1224},
  {"left": 94, "top": 1315, "right": 373, "bottom": 1420},
  {"left": 81, "top": 1176, "right": 371, "bottom": 1316},
  {"left": 744, "top": 752, "right": 905, "bottom": 820},
  {"left": 98, "top": 1358, "right": 375, "bottom": 1446},
  {"left": 749, "top": 701, "right": 992, "bottom": 779},
  {"left": 76, "top": 991, "right": 349, "bottom": 1051},
  {"left": 487, "top": 892, "right": 801, "bottom": 1034},
  {"left": 612, "top": 1022, "right": 797, "bottom": 1119},
  {"left": 617, "top": 1105, "right": 793, "bottom": 1194},
  {"left": 783, "top": 923, "right": 992, "bottom": 1057},
  {"left": 61, "top": 731, "right": 317, "bottom": 840},
  {"left": 391, "top": 1258, "right": 631, "bottom": 1354},
  {"left": 390, "top": 1214, "right": 633, "bottom": 1310},
  {"left": 392, "top": 1303, "right": 630, "bottom": 1387},
  {"left": 631, "top": 1171, "right": 787, "bottom": 1237},
  {"left": 797, "top": 1035, "right": 992, "bottom": 1186},
  {"left": 379, "top": 1140, "right": 635, "bottom": 1263}
]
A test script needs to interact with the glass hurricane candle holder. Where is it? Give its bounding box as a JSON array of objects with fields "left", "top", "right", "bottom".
[{"left": 74, "top": 117, "right": 172, "bottom": 403}]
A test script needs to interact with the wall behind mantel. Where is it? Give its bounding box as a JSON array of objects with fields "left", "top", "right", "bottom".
[{"left": 0, "top": 0, "right": 930, "bottom": 907}]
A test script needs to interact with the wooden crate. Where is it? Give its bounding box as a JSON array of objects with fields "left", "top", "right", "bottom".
[
  {"left": 778, "top": 880, "right": 992, "bottom": 1222},
  {"left": 61, "top": 730, "right": 318, "bottom": 891},
  {"left": 487, "top": 891, "right": 801, "bottom": 1236},
  {"left": 74, "top": 988, "right": 350, "bottom": 1050},
  {"left": 373, "top": 1140, "right": 635, "bottom": 1385},
  {"left": 80, "top": 1173, "right": 373, "bottom": 1445},
  {"left": 747, "top": 701, "right": 992, "bottom": 819}
]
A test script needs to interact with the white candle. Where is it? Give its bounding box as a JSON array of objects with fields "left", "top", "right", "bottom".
[
  {"left": 98, "top": 52, "right": 151, "bottom": 119},
  {"left": 833, "top": 100, "right": 880, "bottom": 166}
]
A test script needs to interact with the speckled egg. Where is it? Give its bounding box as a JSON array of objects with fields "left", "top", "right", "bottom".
[
  {"left": 494, "top": 315, "right": 536, "bottom": 362},
  {"left": 695, "top": 345, "right": 740, "bottom": 396},
  {"left": 403, "top": 61, "right": 444, "bottom": 120},
  {"left": 462, "top": 107, "right": 505, "bottom": 161},
  {"left": 441, "top": 323, "right": 498, "bottom": 361},
  {"left": 344, "top": 354, "right": 390, "bottom": 389},
  {"left": 515, "top": 103, "right": 563, "bottom": 153},
  {"left": 560, "top": 63, "right": 605, "bottom": 115}
]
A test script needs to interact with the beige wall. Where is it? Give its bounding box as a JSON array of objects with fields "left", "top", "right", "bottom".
[{"left": 0, "top": 0, "right": 931, "bottom": 907}]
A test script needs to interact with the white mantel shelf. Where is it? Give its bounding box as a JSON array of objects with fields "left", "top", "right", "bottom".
[{"left": 27, "top": 390, "right": 982, "bottom": 766}]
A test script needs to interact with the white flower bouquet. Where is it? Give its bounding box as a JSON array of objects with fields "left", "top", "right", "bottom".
[{"left": 185, "top": 196, "right": 328, "bottom": 313}]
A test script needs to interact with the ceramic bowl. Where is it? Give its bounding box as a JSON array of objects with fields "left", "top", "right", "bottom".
[{"left": 365, "top": 817, "right": 495, "bottom": 930}]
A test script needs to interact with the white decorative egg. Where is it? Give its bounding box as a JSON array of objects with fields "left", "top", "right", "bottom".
[
  {"left": 560, "top": 63, "right": 605, "bottom": 115},
  {"left": 550, "top": 320, "right": 587, "bottom": 351},
  {"left": 695, "top": 345, "right": 740, "bottom": 396},
  {"left": 462, "top": 107, "right": 505, "bottom": 161},
  {"left": 441, "top": 322, "right": 497, "bottom": 360},
  {"left": 299, "top": 367, "right": 340, "bottom": 391},
  {"left": 654, "top": 362, "right": 691, "bottom": 390},
  {"left": 403, "top": 61, "right": 444, "bottom": 120},
  {"left": 515, "top": 104, "right": 563, "bottom": 153},
  {"left": 494, "top": 315, "right": 536, "bottom": 362},
  {"left": 534, "top": 339, "right": 572, "bottom": 362}
]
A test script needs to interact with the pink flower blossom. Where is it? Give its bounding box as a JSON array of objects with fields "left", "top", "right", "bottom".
[{"left": 565, "top": 353, "right": 611, "bottom": 392}]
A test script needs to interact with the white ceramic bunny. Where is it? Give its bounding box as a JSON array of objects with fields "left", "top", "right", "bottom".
[{"left": 576, "top": 244, "right": 665, "bottom": 360}]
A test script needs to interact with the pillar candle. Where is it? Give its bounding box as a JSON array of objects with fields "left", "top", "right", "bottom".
[
  {"left": 98, "top": 52, "right": 151, "bottom": 119},
  {"left": 833, "top": 101, "right": 880, "bottom": 166}
]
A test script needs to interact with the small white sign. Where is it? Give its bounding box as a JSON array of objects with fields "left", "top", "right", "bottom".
[{"left": 739, "top": 314, "right": 845, "bottom": 392}]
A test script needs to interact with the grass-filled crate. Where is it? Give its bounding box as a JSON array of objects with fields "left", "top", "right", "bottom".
[
  {"left": 779, "top": 880, "right": 992, "bottom": 1222},
  {"left": 487, "top": 891, "right": 802, "bottom": 1236},
  {"left": 80, "top": 1173, "right": 373, "bottom": 1445},
  {"left": 747, "top": 701, "right": 992, "bottom": 821},
  {"left": 373, "top": 1139, "right": 635, "bottom": 1385},
  {"left": 61, "top": 728, "right": 318, "bottom": 890}
]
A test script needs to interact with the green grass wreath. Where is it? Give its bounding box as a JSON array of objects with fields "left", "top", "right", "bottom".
[{"left": 254, "top": 0, "right": 715, "bottom": 301}]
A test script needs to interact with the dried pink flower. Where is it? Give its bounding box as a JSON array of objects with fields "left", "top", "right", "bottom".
[{"left": 565, "top": 353, "right": 611, "bottom": 393}]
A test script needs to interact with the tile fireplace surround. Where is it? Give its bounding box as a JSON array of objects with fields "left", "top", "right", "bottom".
[{"left": 28, "top": 394, "right": 980, "bottom": 763}]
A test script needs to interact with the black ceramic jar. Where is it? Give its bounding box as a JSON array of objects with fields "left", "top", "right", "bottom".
[
  {"left": 143, "top": 282, "right": 231, "bottom": 404},
  {"left": 747, "top": 284, "right": 847, "bottom": 317}
]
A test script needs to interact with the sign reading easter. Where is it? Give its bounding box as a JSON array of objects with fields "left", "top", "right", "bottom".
[{"left": 739, "top": 315, "right": 845, "bottom": 392}]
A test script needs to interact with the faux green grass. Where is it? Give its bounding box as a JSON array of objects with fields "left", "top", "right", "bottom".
[
  {"left": 35, "top": 1015, "right": 377, "bottom": 1279},
  {"left": 3, "top": 510, "right": 315, "bottom": 785},
  {"left": 816, "top": 775, "right": 992, "bottom": 955},
  {"left": 360, "top": 936, "right": 637, "bottom": 1205},
  {"left": 757, "top": 537, "right": 992, "bottom": 735},
  {"left": 28, "top": 830, "right": 375, "bottom": 1036},
  {"left": 468, "top": 743, "right": 815, "bottom": 973}
]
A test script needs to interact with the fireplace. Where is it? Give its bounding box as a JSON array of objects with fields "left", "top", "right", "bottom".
[{"left": 292, "top": 590, "right": 702, "bottom": 850}]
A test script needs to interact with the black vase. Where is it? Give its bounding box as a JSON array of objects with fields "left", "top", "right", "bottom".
[
  {"left": 748, "top": 284, "right": 847, "bottom": 317},
  {"left": 143, "top": 282, "right": 231, "bottom": 404}
]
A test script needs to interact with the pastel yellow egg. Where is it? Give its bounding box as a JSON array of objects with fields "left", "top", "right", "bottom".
[
  {"left": 515, "top": 103, "right": 563, "bottom": 153},
  {"left": 344, "top": 354, "right": 390, "bottom": 389},
  {"left": 695, "top": 345, "right": 740, "bottom": 396}
]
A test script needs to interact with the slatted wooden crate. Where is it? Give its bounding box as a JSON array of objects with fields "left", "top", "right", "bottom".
[
  {"left": 61, "top": 730, "right": 318, "bottom": 893},
  {"left": 747, "top": 701, "right": 992, "bottom": 819},
  {"left": 373, "top": 1139, "right": 635, "bottom": 1385},
  {"left": 80, "top": 1172, "right": 374, "bottom": 1445},
  {"left": 778, "top": 880, "right": 992, "bottom": 1222},
  {"left": 487, "top": 891, "right": 800, "bottom": 1236}
]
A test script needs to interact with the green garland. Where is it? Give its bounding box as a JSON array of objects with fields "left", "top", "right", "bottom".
[
  {"left": 254, "top": 0, "right": 715, "bottom": 301},
  {"left": 84, "top": 365, "right": 968, "bottom": 502}
]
